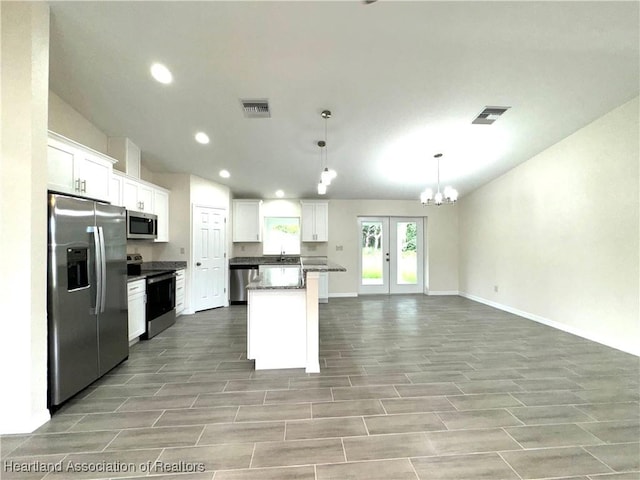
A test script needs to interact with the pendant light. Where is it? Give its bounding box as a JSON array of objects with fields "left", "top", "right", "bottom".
[
  {"left": 317, "top": 141, "right": 327, "bottom": 195},
  {"left": 319, "top": 110, "right": 337, "bottom": 188},
  {"left": 420, "top": 153, "right": 458, "bottom": 206}
]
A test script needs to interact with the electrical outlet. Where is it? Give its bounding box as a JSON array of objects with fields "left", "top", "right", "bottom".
[
  {"left": 494, "top": 285, "right": 499, "bottom": 293},
  {"left": 180, "top": 247, "right": 185, "bottom": 254},
  {"left": 336, "top": 245, "right": 343, "bottom": 251},
  {"left": 241, "top": 245, "right": 245, "bottom": 252}
]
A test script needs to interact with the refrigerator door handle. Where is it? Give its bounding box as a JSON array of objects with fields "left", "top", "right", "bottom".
[
  {"left": 98, "top": 226, "right": 107, "bottom": 313},
  {"left": 88, "top": 226, "right": 102, "bottom": 314}
]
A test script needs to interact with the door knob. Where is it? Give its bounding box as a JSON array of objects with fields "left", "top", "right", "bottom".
[{"left": 196, "top": 262, "right": 202, "bottom": 266}]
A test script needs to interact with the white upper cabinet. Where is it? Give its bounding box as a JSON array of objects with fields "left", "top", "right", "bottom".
[
  {"left": 153, "top": 188, "right": 170, "bottom": 243},
  {"left": 110, "top": 171, "right": 124, "bottom": 206},
  {"left": 47, "top": 132, "right": 115, "bottom": 202},
  {"left": 112, "top": 170, "right": 170, "bottom": 242},
  {"left": 300, "top": 201, "right": 328, "bottom": 242},
  {"left": 123, "top": 177, "right": 153, "bottom": 212},
  {"left": 233, "top": 200, "right": 263, "bottom": 242}
]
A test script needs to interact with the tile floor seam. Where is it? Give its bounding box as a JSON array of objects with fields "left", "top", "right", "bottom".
[
  {"left": 340, "top": 437, "right": 347, "bottom": 463},
  {"left": 407, "top": 456, "right": 421, "bottom": 480},
  {"left": 496, "top": 449, "right": 525, "bottom": 480},
  {"left": 248, "top": 442, "right": 257, "bottom": 468},
  {"left": 194, "top": 424, "right": 207, "bottom": 446},
  {"left": 99, "top": 428, "right": 123, "bottom": 452},
  {"left": 578, "top": 445, "right": 618, "bottom": 475},
  {"left": 148, "top": 409, "right": 165, "bottom": 427},
  {"left": 573, "top": 405, "right": 608, "bottom": 422},
  {"left": 500, "top": 426, "right": 527, "bottom": 451}
]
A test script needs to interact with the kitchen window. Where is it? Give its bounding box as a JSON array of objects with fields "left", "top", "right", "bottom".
[{"left": 263, "top": 217, "right": 300, "bottom": 255}]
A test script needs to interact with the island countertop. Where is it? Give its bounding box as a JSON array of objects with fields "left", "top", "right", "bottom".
[
  {"left": 246, "top": 258, "right": 346, "bottom": 290},
  {"left": 246, "top": 265, "right": 304, "bottom": 290},
  {"left": 300, "top": 257, "right": 346, "bottom": 273}
]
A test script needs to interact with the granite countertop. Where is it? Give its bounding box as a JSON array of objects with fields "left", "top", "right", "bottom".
[
  {"left": 142, "top": 261, "right": 188, "bottom": 269},
  {"left": 127, "top": 261, "right": 187, "bottom": 283},
  {"left": 300, "top": 257, "right": 346, "bottom": 273},
  {"left": 246, "top": 265, "right": 305, "bottom": 290},
  {"left": 245, "top": 257, "right": 346, "bottom": 290},
  {"left": 229, "top": 256, "right": 300, "bottom": 266}
]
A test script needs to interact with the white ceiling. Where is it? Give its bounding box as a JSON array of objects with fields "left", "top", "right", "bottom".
[{"left": 48, "top": 1, "right": 639, "bottom": 200}]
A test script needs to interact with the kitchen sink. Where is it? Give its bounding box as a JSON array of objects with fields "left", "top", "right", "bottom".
[{"left": 263, "top": 256, "right": 300, "bottom": 265}]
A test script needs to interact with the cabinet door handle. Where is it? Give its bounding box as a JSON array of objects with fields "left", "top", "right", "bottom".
[
  {"left": 75, "top": 178, "right": 81, "bottom": 192},
  {"left": 196, "top": 262, "right": 202, "bottom": 266},
  {"left": 256, "top": 233, "right": 259, "bottom": 240},
  {"left": 81, "top": 179, "right": 87, "bottom": 193}
]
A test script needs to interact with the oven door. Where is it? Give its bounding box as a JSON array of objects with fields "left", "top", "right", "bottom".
[{"left": 144, "top": 272, "right": 176, "bottom": 339}]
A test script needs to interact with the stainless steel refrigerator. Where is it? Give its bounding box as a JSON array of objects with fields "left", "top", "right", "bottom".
[{"left": 47, "top": 193, "right": 128, "bottom": 407}]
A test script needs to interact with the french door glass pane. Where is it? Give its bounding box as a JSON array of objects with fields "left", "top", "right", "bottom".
[
  {"left": 361, "top": 221, "right": 384, "bottom": 285},
  {"left": 396, "top": 221, "right": 418, "bottom": 285}
]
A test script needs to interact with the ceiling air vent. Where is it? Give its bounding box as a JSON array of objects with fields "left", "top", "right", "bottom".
[
  {"left": 472, "top": 106, "right": 510, "bottom": 125},
  {"left": 241, "top": 99, "right": 271, "bottom": 118}
]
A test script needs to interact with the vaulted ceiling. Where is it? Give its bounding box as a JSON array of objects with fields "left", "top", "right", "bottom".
[{"left": 48, "top": 1, "right": 639, "bottom": 200}]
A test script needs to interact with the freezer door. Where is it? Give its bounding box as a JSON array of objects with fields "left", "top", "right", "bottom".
[
  {"left": 48, "top": 194, "right": 99, "bottom": 406},
  {"left": 95, "top": 202, "right": 129, "bottom": 375}
]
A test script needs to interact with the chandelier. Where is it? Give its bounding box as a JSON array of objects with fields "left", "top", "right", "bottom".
[
  {"left": 420, "top": 153, "right": 458, "bottom": 206},
  {"left": 317, "top": 110, "right": 337, "bottom": 195}
]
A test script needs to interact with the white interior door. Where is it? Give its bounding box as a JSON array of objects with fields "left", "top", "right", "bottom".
[
  {"left": 193, "top": 206, "right": 226, "bottom": 312},
  {"left": 359, "top": 216, "right": 424, "bottom": 295}
]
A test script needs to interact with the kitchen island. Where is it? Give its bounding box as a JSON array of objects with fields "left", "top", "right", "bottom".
[{"left": 246, "top": 258, "right": 345, "bottom": 372}]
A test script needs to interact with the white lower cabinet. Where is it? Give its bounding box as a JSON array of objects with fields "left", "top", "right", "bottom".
[
  {"left": 175, "top": 269, "right": 186, "bottom": 316},
  {"left": 127, "top": 279, "right": 146, "bottom": 342}
]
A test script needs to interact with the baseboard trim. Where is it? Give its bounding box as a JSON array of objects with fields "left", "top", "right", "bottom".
[
  {"left": 329, "top": 293, "right": 358, "bottom": 298},
  {"left": 0, "top": 408, "right": 50, "bottom": 435},
  {"left": 427, "top": 290, "right": 460, "bottom": 296},
  {"left": 459, "top": 292, "right": 640, "bottom": 357}
]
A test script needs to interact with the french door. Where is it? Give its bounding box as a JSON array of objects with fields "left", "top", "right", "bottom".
[{"left": 358, "top": 217, "right": 424, "bottom": 294}]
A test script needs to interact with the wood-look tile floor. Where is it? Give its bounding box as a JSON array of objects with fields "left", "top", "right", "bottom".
[{"left": 1, "top": 295, "right": 638, "bottom": 479}]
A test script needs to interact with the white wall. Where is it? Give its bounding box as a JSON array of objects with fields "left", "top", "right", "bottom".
[
  {"left": 0, "top": 2, "right": 50, "bottom": 434},
  {"left": 48, "top": 90, "right": 108, "bottom": 154},
  {"left": 329, "top": 199, "right": 459, "bottom": 295},
  {"left": 458, "top": 96, "right": 639, "bottom": 355}
]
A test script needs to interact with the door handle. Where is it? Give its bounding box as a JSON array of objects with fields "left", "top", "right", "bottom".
[
  {"left": 196, "top": 262, "right": 202, "bottom": 266},
  {"left": 88, "top": 226, "right": 102, "bottom": 314},
  {"left": 97, "top": 226, "right": 107, "bottom": 312}
]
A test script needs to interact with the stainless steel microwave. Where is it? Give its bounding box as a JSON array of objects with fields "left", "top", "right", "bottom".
[{"left": 126, "top": 210, "right": 157, "bottom": 240}]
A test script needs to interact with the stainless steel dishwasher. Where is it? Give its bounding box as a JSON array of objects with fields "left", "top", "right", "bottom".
[{"left": 229, "top": 264, "right": 259, "bottom": 304}]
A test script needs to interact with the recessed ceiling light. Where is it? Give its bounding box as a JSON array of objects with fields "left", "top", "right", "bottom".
[
  {"left": 275, "top": 190, "right": 284, "bottom": 198},
  {"left": 150, "top": 63, "right": 173, "bottom": 84},
  {"left": 219, "top": 169, "right": 230, "bottom": 179},
  {"left": 195, "top": 132, "right": 210, "bottom": 144}
]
